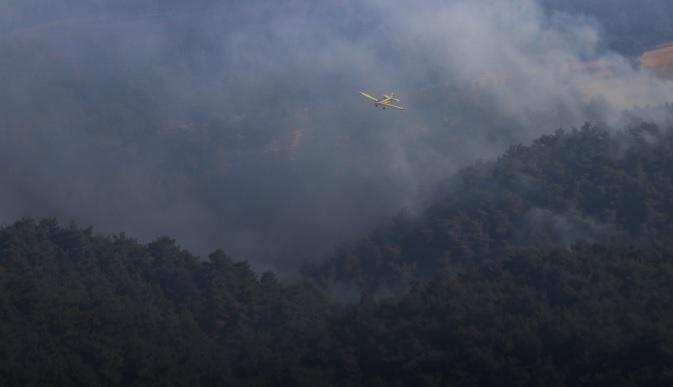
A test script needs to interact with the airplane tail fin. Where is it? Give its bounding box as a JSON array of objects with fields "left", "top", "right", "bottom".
[{"left": 386, "top": 93, "right": 400, "bottom": 102}]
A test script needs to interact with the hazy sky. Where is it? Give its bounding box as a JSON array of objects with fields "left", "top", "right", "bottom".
[{"left": 1, "top": 0, "right": 671, "bottom": 272}]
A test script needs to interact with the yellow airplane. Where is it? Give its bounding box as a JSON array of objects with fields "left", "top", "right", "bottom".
[{"left": 359, "top": 91, "right": 406, "bottom": 110}]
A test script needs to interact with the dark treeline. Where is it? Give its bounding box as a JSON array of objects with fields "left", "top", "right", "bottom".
[
  {"left": 2, "top": 123, "right": 673, "bottom": 386},
  {"left": 306, "top": 122, "right": 673, "bottom": 295}
]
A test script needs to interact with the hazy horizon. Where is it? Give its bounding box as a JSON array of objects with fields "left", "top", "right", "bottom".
[{"left": 2, "top": 0, "right": 673, "bottom": 272}]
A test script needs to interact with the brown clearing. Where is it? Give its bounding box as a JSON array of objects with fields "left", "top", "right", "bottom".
[{"left": 640, "top": 42, "right": 673, "bottom": 77}]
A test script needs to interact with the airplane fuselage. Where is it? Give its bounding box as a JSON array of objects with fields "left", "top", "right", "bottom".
[
  {"left": 359, "top": 91, "right": 405, "bottom": 110},
  {"left": 374, "top": 95, "right": 394, "bottom": 108}
]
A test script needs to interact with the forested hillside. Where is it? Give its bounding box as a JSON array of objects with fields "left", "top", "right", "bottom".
[
  {"left": 306, "top": 122, "right": 673, "bottom": 295},
  {"left": 2, "top": 123, "right": 673, "bottom": 386},
  {"left": 5, "top": 0, "right": 673, "bottom": 268}
]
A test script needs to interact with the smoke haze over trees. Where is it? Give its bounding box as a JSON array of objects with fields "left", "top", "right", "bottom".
[
  {"left": 3, "top": 123, "right": 673, "bottom": 385},
  {"left": 2, "top": 0, "right": 673, "bottom": 271},
  {"left": 541, "top": 0, "right": 673, "bottom": 55},
  {"left": 4, "top": 1, "right": 673, "bottom": 384}
]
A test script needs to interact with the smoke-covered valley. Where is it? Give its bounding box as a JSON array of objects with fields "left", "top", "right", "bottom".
[{"left": 1, "top": 0, "right": 672, "bottom": 272}]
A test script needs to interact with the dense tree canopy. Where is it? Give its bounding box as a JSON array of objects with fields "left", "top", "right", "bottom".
[{"left": 2, "top": 123, "right": 673, "bottom": 385}]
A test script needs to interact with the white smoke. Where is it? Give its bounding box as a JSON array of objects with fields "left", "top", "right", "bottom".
[{"left": 0, "top": 0, "right": 671, "bottom": 272}]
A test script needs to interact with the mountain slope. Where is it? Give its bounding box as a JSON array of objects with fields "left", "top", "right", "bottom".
[
  {"left": 305, "top": 122, "right": 673, "bottom": 293},
  {"left": 2, "top": 122, "right": 673, "bottom": 385}
]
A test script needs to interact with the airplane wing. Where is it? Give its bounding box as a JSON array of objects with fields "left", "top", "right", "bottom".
[
  {"left": 380, "top": 102, "right": 405, "bottom": 110},
  {"left": 359, "top": 91, "right": 379, "bottom": 102}
]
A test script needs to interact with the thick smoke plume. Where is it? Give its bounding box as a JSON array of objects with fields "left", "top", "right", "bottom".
[{"left": 0, "top": 0, "right": 671, "bottom": 272}]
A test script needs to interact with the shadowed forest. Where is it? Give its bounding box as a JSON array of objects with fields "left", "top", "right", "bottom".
[
  {"left": 3, "top": 123, "right": 673, "bottom": 386},
  {"left": 4, "top": 1, "right": 673, "bottom": 386}
]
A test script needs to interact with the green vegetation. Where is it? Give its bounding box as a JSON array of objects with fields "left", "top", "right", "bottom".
[{"left": 2, "top": 123, "right": 673, "bottom": 386}]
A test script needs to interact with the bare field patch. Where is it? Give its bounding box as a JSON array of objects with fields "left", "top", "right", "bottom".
[{"left": 641, "top": 43, "right": 673, "bottom": 77}]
